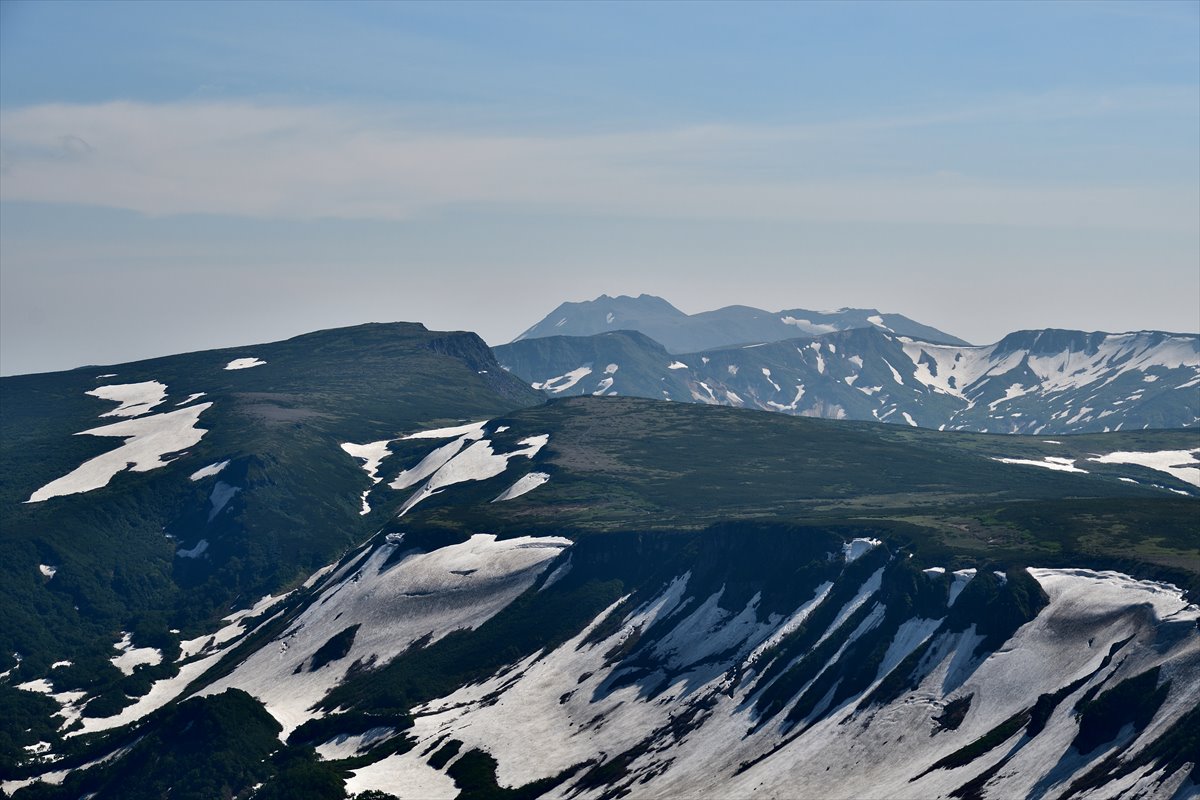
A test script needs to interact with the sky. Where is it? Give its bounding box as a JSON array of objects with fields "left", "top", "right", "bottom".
[{"left": 1, "top": 1, "right": 1197, "bottom": 375}]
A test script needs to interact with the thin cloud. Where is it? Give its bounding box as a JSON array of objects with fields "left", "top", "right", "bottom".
[{"left": 0, "top": 97, "right": 1196, "bottom": 231}]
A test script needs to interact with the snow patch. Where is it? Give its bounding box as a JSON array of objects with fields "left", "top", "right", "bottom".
[
  {"left": 189, "top": 460, "right": 230, "bottom": 481},
  {"left": 399, "top": 435, "right": 549, "bottom": 515},
  {"left": 176, "top": 539, "right": 209, "bottom": 559},
  {"left": 202, "top": 533, "right": 570, "bottom": 736},
  {"left": 1087, "top": 448, "right": 1200, "bottom": 487},
  {"left": 208, "top": 481, "right": 241, "bottom": 520},
  {"left": 87, "top": 381, "right": 168, "bottom": 418},
  {"left": 533, "top": 367, "right": 593, "bottom": 394},
  {"left": 842, "top": 537, "right": 882, "bottom": 563},
  {"left": 110, "top": 632, "right": 163, "bottom": 676},
  {"left": 224, "top": 357, "right": 266, "bottom": 370},
  {"left": 493, "top": 472, "right": 550, "bottom": 502},
  {"left": 28, "top": 403, "right": 214, "bottom": 503},
  {"left": 993, "top": 456, "right": 1088, "bottom": 474},
  {"left": 402, "top": 421, "right": 488, "bottom": 440}
]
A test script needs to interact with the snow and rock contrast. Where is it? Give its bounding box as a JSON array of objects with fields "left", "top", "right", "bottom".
[
  {"left": 200, "top": 534, "right": 571, "bottom": 736},
  {"left": 498, "top": 326, "right": 1200, "bottom": 436},
  {"left": 302, "top": 540, "right": 1200, "bottom": 800}
]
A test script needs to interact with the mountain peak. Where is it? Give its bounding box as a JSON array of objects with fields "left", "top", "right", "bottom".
[{"left": 515, "top": 295, "right": 967, "bottom": 351}]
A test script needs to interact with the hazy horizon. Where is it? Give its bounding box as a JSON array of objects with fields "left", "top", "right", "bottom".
[{"left": 2, "top": 1, "right": 1198, "bottom": 375}]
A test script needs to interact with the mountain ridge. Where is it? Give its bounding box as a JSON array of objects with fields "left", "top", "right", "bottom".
[
  {"left": 512, "top": 293, "right": 972, "bottom": 351},
  {"left": 495, "top": 325, "right": 1200, "bottom": 436},
  {"left": 3, "top": 323, "right": 1198, "bottom": 800}
]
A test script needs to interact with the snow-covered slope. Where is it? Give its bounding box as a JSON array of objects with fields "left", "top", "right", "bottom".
[
  {"left": 362, "top": 559, "right": 1198, "bottom": 800},
  {"left": 32, "top": 524, "right": 1193, "bottom": 800},
  {"left": 498, "top": 326, "right": 1200, "bottom": 435},
  {"left": 200, "top": 533, "right": 570, "bottom": 736}
]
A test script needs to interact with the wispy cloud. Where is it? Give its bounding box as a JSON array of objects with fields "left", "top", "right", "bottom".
[{"left": 1, "top": 95, "right": 1196, "bottom": 230}]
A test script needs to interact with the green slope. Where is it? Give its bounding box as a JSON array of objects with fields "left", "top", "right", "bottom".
[
  {"left": 394, "top": 397, "right": 1199, "bottom": 588},
  {"left": 0, "top": 322, "right": 542, "bottom": 757}
]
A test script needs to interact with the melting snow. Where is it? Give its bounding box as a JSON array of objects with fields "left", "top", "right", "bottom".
[
  {"left": 342, "top": 440, "right": 394, "bottom": 513},
  {"left": 993, "top": 456, "right": 1088, "bottom": 474},
  {"left": 399, "top": 435, "right": 549, "bottom": 515},
  {"left": 87, "top": 381, "right": 168, "bottom": 418},
  {"left": 668, "top": 361, "right": 689, "bottom": 370},
  {"left": 867, "top": 314, "right": 893, "bottom": 331},
  {"left": 593, "top": 377, "right": 614, "bottom": 395},
  {"left": 402, "top": 421, "right": 488, "bottom": 440},
  {"left": 493, "top": 472, "right": 550, "bottom": 502},
  {"left": 176, "top": 539, "right": 209, "bottom": 559},
  {"left": 1087, "top": 448, "right": 1200, "bottom": 487},
  {"left": 38, "top": 564, "right": 57, "bottom": 579},
  {"left": 808, "top": 342, "right": 826, "bottom": 374},
  {"left": 189, "top": 460, "right": 230, "bottom": 481},
  {"left": 224, "top": 357, "right": 266, "bottom": 370},
  {"left": 176, "top": 392, "right": 206, "bottom": 406},
  {"left": 208, "top": 481, "right": 240, "bottom": 520},
  {"left": 532, "top": 366, "right": 592, "bottom": 393},
  {"left": 28, "top": 403, "right": 213, "bottom": 503},
  {"left": 391, "top": 433, "right": 481, "bottom": 491},
  {"left": 344, "top": 750, "right": 458, "bottom": 799},
  {"left": 202, "top": 533, "right": 571, "bottom": 736},
  {"left": 842, "top": 538, "right": 882, "bottom": 562},
  {"left": 341, "top": 441, "right": 393, "bottom": 481},
  {"left": 781, "top": 316, "right": 839, "bottom": 334},
  {"left": 948, "top": 568, "right": 976, "bottom": 605},
  {"left": 110, "top": 632, "right": 163, "bottom": 676}
]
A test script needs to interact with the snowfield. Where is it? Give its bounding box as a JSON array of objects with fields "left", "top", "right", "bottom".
[
  {"left": 1088, "top": 448, "right": 1200, "bottom": 488},
  {"left": 200, "top": 534, "right": 571, "bottom": 736},
  {"left": 28, "top": 402, "right": 214, "bottom": 503},
  {"left": 109, "top": 632, "right": 163, "bottom": 676},
  {"left": 87, "top": 381, "right": 168, "bottom": 418},
  {"left": 993, "top": 456, "right": 1089, "bottom": 474},
  {"left": 377, "top": 563, "right": 1199, "bottom": 800},
  {"left": 398, "top": 434, "right": 549, "bottom": 515}
]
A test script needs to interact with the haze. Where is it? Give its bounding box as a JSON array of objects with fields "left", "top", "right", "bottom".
[{"left": 1, "top": 1, "right": 1198, "bottom": 375}]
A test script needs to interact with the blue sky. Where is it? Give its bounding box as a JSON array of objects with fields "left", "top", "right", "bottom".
[{"left": 1, "top": 0, "right": 1197, "bottom": 374}]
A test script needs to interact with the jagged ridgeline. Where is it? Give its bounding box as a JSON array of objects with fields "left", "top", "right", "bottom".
[
  {"left": 2, "top": 325, "right": 1198, "bottom": 799},
  {"left": 495, "top": 326, "right": 1200, "bottom": 435}
]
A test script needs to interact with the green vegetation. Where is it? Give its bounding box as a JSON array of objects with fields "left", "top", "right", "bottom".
[
  {"left": 1073, "top": 666, "right": 1171, "bottom": 755},
  {"left": 3, "top": 346, "right": 1197, "bottom": 792},
  {"left": 0, "top": 323, "right": 542, "bottom": 764},
  {"left": 310, "top": 625, "right": 362, "bottom": 673},
  {"left": 447, "top": 748, "right": 585, "bottom": 800},
  {"left": 13, "top": 689, "right": 280, "bottom": 799}
]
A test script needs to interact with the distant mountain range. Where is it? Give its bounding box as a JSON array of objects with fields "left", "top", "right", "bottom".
[
  {"left": 4, "top": 320, "right": 1199, "bottom": 798},
  {"left": 496, "top": 317, "right": 1200, "bottom": 435},
  {"left": 512, "top": 293, "right": 971, "bottom": 351}
]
